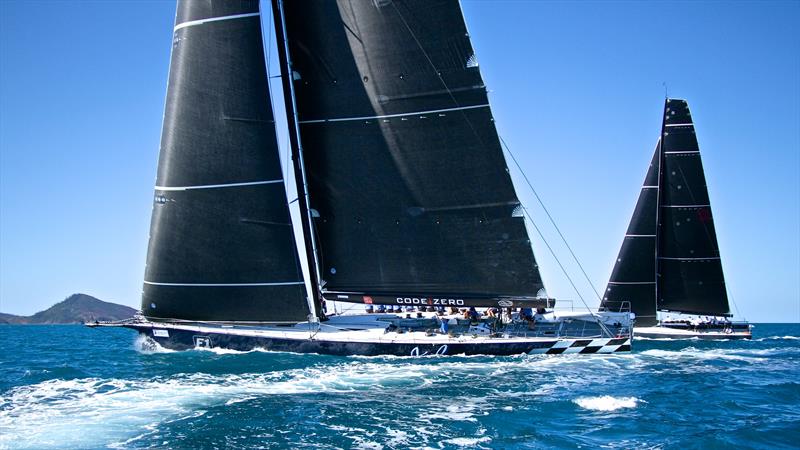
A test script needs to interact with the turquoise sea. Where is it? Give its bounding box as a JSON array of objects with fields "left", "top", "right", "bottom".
[{"left": 0, "top": 324, "right": 798, "bottom": 449}]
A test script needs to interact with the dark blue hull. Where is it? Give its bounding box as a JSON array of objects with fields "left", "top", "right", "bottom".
[{"left": 124, "top": 324, "right": 631, "bottom": 356}]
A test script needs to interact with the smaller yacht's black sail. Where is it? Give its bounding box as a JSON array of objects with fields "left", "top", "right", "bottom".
[
  {"left": 276, "top": 0, "right": 546, "bottom": 307},
  {"left": 602, "top": 144, "right": 660, "bottom": 325},
  {"left": 141, "top": 0, "right": 309, "bottom": 323},
  {"left": 658, "top": 99, "right": 729, "bottom": 316},
  {"left": 603, "top": 98, "right": 730, "bottom": 323}
]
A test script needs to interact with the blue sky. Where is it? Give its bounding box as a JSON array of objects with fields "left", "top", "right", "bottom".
[{"left": 1, "top": 1, "right": 797, "bottom": 322}]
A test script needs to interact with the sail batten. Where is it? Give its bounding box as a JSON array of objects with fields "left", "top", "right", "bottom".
[
  {"left": 154, "top": 179, "right": 284, "bottom": 191},
  {"left": 298, "top": 103, "right": 491, "bottom": 124},
  {"left": 174, "top": 12, "right": 261, "bottom": 31},
  {"left": 141, "top": 0, "right": 309, "bottom": 323}
]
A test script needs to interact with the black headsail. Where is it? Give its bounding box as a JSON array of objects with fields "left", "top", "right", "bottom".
[
  {"left": 141, "top": 0, "right": 310, "bottom": 323},
  {"left": 602, "top": 144, "right": 660, "bottom": 325},
  {"left": 603, "top": 99, "right": 730, "bottom": 323},
  {"left": 658, "top": 99, "right": 729, "bottom": 316},
  {"left": 273, "top": 0, "right": 547, "bottom": 308}
]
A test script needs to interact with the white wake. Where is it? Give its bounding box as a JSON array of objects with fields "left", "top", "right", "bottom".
[{"left": 573, "top": 395, "right": 642, "bottom": 412}]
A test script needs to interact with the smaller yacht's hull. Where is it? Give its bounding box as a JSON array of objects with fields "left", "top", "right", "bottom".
[
  {"left": 90, "top": 313, "right": 632, "bottom": 356},
  {"left": 635, "top": 325, "right": 752, "bottom": 340}
]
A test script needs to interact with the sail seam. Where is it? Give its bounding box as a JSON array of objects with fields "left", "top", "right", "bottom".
[
  {"left": 658, "top": 257, "right": 720, "bottom": 261},
  {"left": 144, "top": 281, "right": 304, "bottom": 287},
  {"left": 665, "top": 123, "right": 693, "bottom": 127},
  {"left": 174, "top": 13, "right": 261, "bottom": 31},
  {"left": 625, "top": 234, "right": 656, "bottom": 237},
  {"left": 298, "top": 104, "right": 490, "bottom": 124},
  {"left": 661, "top": 204, "right": 710, "bottom": 208},
  {"left": 154, "top": 180, "right": 283, "bottom": 191},
  {"left": 609, "top": 281, "right": 656, "bottom": 284},
  {"left": 664, "top": 151, "right": 700, "bottom": 154},
  {"left": 642, "top": 185, "right": 658, "bottom": 189}
]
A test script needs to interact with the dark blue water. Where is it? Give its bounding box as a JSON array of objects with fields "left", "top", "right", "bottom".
[{"left": 1, "top": 324, "right": 798, "bottom": 449}]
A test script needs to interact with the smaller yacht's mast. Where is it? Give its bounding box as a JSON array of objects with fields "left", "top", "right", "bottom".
[
  {"left": 653, "top": 99, "right": 668, "bottom": 319},
  {"left": 271, "top": 0, "right": 323, "bottom": 320}
]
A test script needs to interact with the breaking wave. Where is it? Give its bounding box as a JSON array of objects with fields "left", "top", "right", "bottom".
[
  {"left": 133, "top": 334, "right": 175, "bottom": 353},
  {"left": 754, "top": 335, "right": 800, "bottom": 341},
  {"left": 639, "top": 346, "right": 799, "bottom": 363},
  {"left": 443, "top": 436, "right": 492, "bottom": 447},
  {"left": 573, "top": 395, "right": 642, "bottom": 412}
]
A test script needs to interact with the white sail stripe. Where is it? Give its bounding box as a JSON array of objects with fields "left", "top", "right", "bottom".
[
  {"left": 661, "top": 204, "right": 710, "bottom": 208},
  {"left": 658, "top": 257, "right": 721, "bottom": 261},
  {"left": 625, "top": 234, "right": 656, "bottom": 237},
  {"left": 298, "top": 104, "right": 491, "bottom": 124},
  {"left": 664, "top": 150, "right": 700, "bottom": 154},
  {"left": 174, "top": 12, "right": 261, "bottom": 31},
  {"left": 642, "top": 186, "right": 658, "bottom": 189},
  {"left": 609, "top": 281, "right": 656, "bottom": 285},
  {"left": 155, "top": 180, "right": 283, "bottom": 191},
  {"left": 665, "top": 123, "right": 694, "bottom": 127},
  {"left": 144, "top": 281, "right": 304, "bottom": 287}
]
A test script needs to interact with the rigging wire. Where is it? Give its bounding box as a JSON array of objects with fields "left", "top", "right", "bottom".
[
  {"left": 729, "top": 291, "right": 743, "bottom": 319},
  {"left": 518, "top": 204, "right": 613, "bottom": 336},
  {"left": 262, "top": 4, "right": 276, "bottom": 118},
  {"left": 266, "top": 4, "right": 273, "bottom": 77},
  {"left": 498, "top": 135, "right": 603, "bottom": 302}
]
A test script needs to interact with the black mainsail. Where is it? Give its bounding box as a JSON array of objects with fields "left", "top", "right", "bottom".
[
  {"left": 274, "top": 0, "right": 546, "bottom": 308},
  {"left": 658, "top": 99, "right": 729, "bottom": 316},
  {"left": 141, "top": 0, "right": 309, "bottom": 323},
  {"left": 603, "top": 99, "right": 730, "bottom": 324}
]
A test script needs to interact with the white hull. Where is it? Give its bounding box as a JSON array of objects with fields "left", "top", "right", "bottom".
[
  {"left": 635, "top": 325, "right": 752, "bottom": 340},
  {"left": 92, "top": 311, "right": 633, "bottom": 356}
]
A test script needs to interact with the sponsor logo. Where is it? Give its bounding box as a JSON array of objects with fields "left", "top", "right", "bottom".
[
  {"left": 497, "top": 300, "right": 514, "bottom": 307},
  {"left": 152, "top": 329, "right": 169, "bottom": 338},
  {"left": 410, "top": 345, "right": 449, "bottom": 357},
  {"left": 395, "top": 297, "right": 464, "bottom": 306}
]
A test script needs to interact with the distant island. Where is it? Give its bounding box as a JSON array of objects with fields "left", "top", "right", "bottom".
[{"left": 0, "top": 293, "right": 137, "bottom": 324}]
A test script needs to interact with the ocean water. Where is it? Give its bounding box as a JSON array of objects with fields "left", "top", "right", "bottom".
[{"left": 0, "top": 324, "right": 798, "bottom": 449}]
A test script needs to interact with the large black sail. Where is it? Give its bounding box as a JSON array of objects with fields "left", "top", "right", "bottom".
[
  {"left": 277, "top": 0, "right": 544, "bottom": 305},
  {"left": 657, "top": 99, "right": 730, "bottom": 316},
  {"left": 602, "top": 144, "right": 660, "bottom": 325},
  {"left": 142, "top": 0, "right": 309, "bottom": 323}
]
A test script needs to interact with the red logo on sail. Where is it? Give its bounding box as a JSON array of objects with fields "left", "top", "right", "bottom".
[{"left": 697, "top": 208, "right": 712, "bottom": 223}]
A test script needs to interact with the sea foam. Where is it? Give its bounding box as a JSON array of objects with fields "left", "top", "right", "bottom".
[
  {"left": 573, "top": 395, "right": 642, "bottom": 412},
  {"left": 0, "top": 356, "right": 624, "bottom": 448}
]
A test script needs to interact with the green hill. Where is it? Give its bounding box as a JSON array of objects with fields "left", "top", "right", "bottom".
[{"left": 0, "top": 294, "right": 137, "bottom": 324}]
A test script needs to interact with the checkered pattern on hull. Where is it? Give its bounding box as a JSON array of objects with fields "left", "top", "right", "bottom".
[{"left": 529, "top": 338, "right": 632, "bottom": 355}]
